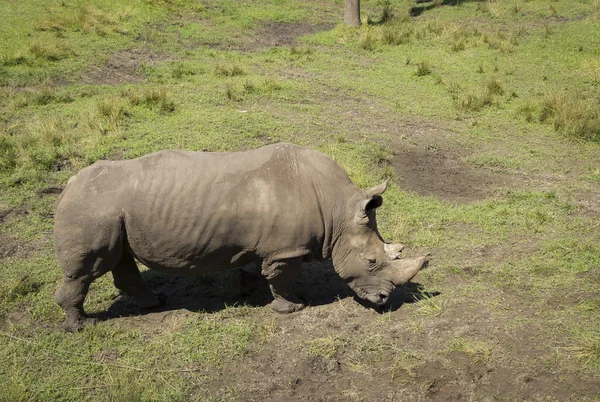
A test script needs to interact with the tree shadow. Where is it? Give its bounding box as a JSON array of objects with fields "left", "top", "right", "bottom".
[
  {"left": 410, "top": 0, "right": 486, "bottom": 17},
  {"left": 91, "top": 259, "right": 440, "bottom": 322}
]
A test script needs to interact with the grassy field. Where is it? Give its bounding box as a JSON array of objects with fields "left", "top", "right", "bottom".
[{"left": 1, "top": 0, "right": 600, "bottom": 400}]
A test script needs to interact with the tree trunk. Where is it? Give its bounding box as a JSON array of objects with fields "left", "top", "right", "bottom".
[{"left": 344, "top": 0, "right": 361, "bottom": 26}]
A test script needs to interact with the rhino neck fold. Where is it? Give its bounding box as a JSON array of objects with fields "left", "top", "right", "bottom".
[
  {"left": 308, "top": 179, "right": 345, "bottom": 262},
  {"left": 330, "top": 232, "right": 353, "bottom": 280},
  {"left": 301, "top": 150, "right": 360, "bottom": 263}
]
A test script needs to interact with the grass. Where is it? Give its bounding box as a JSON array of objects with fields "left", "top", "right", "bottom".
[
  {"left": 0, "top": 274, "right": 42, "bottom": 307},
  {"left": 390, "top": 349, "right": 421, "bottom": 380},
  {"left": 568, "top": 332, "right": 600, "bottom": 367},
  {"left": 467, "top": 155, "right": 520, "bottom": 171},
  {"left": 0, "top": 313, "right": 263, "bottom": 400},
  {"left": 415, "top": 61, "right": 431, "bottom": 77},
  {"left": 446, "top": 337, "right": 494, "bottom": 364},
  {"left": 540, "top": 90, "right": 600, "bottom": 141},
  {"left": 415, "top": 292, "right": 446, "bottom": 317},
  {"left": 28, "top": 40, "right": 74, "bottom": 62},
  {"left": 301, "top": 335, "right": 346, "bottom": 359},
  {"left": 215, "top": 65, "right": 246, "bottom": 77},
  {"left": 359, "top": 30, "right": 376, "bottom": 51},
  {"left": 129, "top": 88, "right": 176, "bottom": 113},
  {"left": 1, "top": 0, "right": 600, "bottom": 400}
]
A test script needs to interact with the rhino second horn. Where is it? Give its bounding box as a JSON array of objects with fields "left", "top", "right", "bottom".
[
  {"left": 384, "top": 243, "right": 405, "bottom": 260},
  {"left": 391, "top": 256, "right": 428, "bottom": 286}
]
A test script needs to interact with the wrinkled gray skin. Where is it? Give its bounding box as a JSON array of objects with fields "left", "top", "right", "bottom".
[{"left": 54, "top": 143, "right": 428, "bottom": 332}]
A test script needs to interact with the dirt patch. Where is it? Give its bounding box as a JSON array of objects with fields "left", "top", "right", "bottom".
[
  {"left": 0, "top": 208, "right": 28, "bottom": 225},
  {"left": 83, "top": 48, "right": 176, "bottom": 85},
  {"left": 191, "top": 290, "right": 599, "bottom": 401},
  {"left": 0, "top": 308, "right": 32, "bottom": 330},
  {"left": 392, "top": 149, "right": 516, "bottom": 203},
  {"left": 255, "top": 21, "right": 334, "bottom": 48},
  {"left": 0, "top": 235, "right": 38, "bottom": 260},
  {"left": 218, "top": 21, "right": 334, "bottom": 51},
  {"left": 37, "top": 186, "right": 63, "bottom": 197},
  {"left": 91, "top": 349, "right": 121, "bottom": 363}
]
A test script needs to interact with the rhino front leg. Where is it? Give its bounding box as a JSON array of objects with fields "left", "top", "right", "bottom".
[{"left": 262, "top": 258, "right": 305, "bottom": 314}]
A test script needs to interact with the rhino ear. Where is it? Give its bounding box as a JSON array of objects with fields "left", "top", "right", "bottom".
[
  {"left": 366, "top": 181, "right": 388, "bottom": 198},
  {"left": 364, "top": 180, "right": 387, "bottom": 211},
  {"left": 356, "top": 181, "right": 387, "bottom": 222}
]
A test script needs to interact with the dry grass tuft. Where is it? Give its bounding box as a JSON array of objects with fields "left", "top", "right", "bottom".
[
  {"left": 486, "top": 77, "right": 504, "bottom": 96},
  {"left": 518, "top": 101, "right": 537, "bottom": 123},
  {"left": 446, "top": 337, "right": 494, "bottom": 363},
  {"left": 380, "top": 25, "right": 412, "bottom": 45},
  {"left": 416, "top": 292, "right": 446, "bottom": 317},
  {"left": 28, "top": 40, "right": 73, "bottom": 61},
  {"left": 567, "top": 333, "right": 600, "bottom": 366},
  {"left": 415, "top": 61, "right": 431, "bottom": 77},
  {"left": 390, "top": 349, "right": 421, "bottom": 381},
  {"left": 215, "top": 65, "right": 245, "bottom": 77},
  {"left": 540, "top": 91, "right": 600, "bottom": 141},
  {"left": 302, "top": 335, "right": 346, "bottom": 359},
  {"left": 359, "top": 30, "right": 376, "bottom": 51},
  {"left": 79, "top": 4, "right": 121, "bottom": 35},
  {"left": 455, "top": 91, "right": 493, "bottom": 111},
  {"left": 36, "top": 15, "right": 69, "bottom": 33},
  {"left": 142, "top": 88, "right": 175, "bottom": 113}
]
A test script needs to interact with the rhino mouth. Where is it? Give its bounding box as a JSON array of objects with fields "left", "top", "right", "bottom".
[
  {"left": 351, "top": 286, "right": 391, "bottom": 306},
  {"left": 365, "top": 292, "right": 390, "bottom": 306}
]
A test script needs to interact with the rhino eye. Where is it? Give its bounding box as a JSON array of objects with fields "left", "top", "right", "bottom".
[{"left": 366, "top": 258, "right": 378, "bottom": 271}]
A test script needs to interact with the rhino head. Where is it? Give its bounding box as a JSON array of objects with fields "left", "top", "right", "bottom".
[{"left": 332, "top": 181, "right": 428, "bottom": 306}]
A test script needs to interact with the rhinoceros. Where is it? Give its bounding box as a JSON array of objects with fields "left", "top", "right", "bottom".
[{"left": 54, "top": 143, "right": 428, "bottom": 332}]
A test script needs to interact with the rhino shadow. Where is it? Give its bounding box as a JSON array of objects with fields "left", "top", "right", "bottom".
[
  {"left": 410, "top": 0, "right": 485, "bottom": 17},
  {"left": 94, "top": 260, "right": 438, "bottom": 321}
]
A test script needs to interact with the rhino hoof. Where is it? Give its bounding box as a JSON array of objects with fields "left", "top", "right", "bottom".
[{"left": 270, "top": 298, "right": 305, "bottom": 314}]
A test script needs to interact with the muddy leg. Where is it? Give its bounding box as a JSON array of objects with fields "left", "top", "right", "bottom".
[
  {"left": 112, "top": 252, "right": 164, "bottom": 309},
  {"left": 262, "top": 258, "right": 305, "bottom": 314},
  {"left": 54, "top": 275, "right": 98, "bottom": 333}
]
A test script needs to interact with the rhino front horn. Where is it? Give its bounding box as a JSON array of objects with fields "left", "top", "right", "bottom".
[
  {"left": 391, "top": 256, "right": 428, "bottom": 286},
  {"left": 384, "top": 243, "right": 405, "bottom": 260}
]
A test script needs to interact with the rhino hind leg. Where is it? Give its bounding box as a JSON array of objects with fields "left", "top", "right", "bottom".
[
  {"left": 262, "top": 258, "right": 305, "bottom": 314},
  {"left": 54, "top": 275, "right": 99, "bottom": 333},
  {"left": 54, "top": 216, "right": 126, "bottom": 332},
  {"left": 112, "top": 252, "right": 164, "bottom": 309}
]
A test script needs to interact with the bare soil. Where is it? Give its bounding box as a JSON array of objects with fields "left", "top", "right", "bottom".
[
  {"left": 250, "top": 21, "right": 335, "bottom": 49},
  {"left": 103, "top": 263, "right": 600, "bottom": 401},
  {"left": 211, "top": 21, "right": 335, "bottom": 51},
  {"left": 82, "top": 48, "right": 175, "bottom": 85},
  {"left": 392, "top": 149, "right": 516, "bottom": 203},
  {"left": 0, "top": 234, "right": 38, "bottom": 259}
]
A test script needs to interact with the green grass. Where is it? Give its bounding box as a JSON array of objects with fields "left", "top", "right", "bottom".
[
  {"left": 1, "top": 0, "right": 600, "bottom": 400},
  {"left": 0, "top": 313, "right": 264, "bottom": 400}
]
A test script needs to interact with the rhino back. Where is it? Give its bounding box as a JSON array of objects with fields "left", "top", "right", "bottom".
[{"left": 105, "top": 144, "right": 355, "bottom": 273}]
